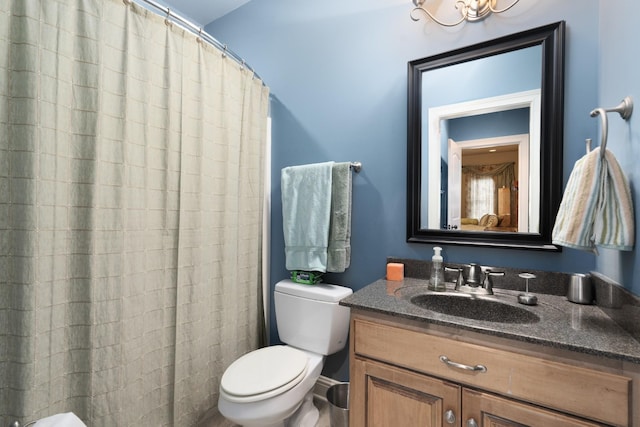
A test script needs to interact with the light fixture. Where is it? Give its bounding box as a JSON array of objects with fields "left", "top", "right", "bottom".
[{"left": 411, "top": 0, "right": 520, "bottom": 27}]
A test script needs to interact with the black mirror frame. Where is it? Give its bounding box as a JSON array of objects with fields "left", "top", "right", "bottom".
[{"left": 407, "top": 21, "right": 565, "bottom": 251}]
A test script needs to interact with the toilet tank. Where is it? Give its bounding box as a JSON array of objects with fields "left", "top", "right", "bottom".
[{"left": 274, "top": 280, "right": 353, "bottom": 356}]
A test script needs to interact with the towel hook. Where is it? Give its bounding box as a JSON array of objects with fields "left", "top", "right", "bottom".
[{"left": 589, "top": 96, "right": 633, "bottom": 158}]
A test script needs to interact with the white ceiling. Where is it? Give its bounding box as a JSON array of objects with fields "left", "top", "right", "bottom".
[{"left": 160, "top": 0, "right": 251, "bottom": 27}]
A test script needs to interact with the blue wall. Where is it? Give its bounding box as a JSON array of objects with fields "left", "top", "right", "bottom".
[
  {"left": 597, "top": 0, "right": 640, "bottom": 293},
  {"left": 197, "top": 0, "right": 640, "bottom": 380}
]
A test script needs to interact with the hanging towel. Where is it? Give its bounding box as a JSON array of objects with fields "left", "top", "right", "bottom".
[
  {"left": 327, "top": 162, "right": 353, "bottom": 273},
  {"left": 552, "top": 149, "right": 600, "bottom": 251},
  {"left": 595, "top": 148, "right": 634, "bottom": 250},
  {"left": 552, "top": 147, "right": 634, "bottom": 252},
  {"left": 281, "top": 162, "right": 334, "bottom": 272}
]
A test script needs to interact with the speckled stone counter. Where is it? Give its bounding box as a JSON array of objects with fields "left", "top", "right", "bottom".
[{"left": 340, "top": 276, "right": 640, "bottom": 364}]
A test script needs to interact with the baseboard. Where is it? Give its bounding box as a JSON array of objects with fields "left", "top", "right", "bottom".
[{"left": 313, "top": 375, "right": 343, "bottom": 402}]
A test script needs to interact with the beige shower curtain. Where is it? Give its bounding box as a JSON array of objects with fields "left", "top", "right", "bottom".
[{"left": 0, "top": 1, "right": 270, "bottom": 425}]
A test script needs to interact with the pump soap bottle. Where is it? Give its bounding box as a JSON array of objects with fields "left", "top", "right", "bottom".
[{"left": 429, "top": 246, "right": 445, "bottom": 291}]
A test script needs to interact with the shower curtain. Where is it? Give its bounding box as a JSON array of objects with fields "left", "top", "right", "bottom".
[{"left": 0, "top": 1, "right": 270, "bottom": 425}]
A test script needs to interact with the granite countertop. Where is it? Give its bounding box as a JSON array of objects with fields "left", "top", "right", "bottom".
[{"left": 340, "top": 277, "right": 640, "bottom": 364}]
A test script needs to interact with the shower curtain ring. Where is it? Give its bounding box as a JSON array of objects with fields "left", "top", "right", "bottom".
[{"left": 164, "top": 9, "right": 172, "bottom": 26}]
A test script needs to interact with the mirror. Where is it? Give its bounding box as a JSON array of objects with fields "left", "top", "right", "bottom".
[{"left": 407, "top": 22, "right": 565, "bottom": 250}]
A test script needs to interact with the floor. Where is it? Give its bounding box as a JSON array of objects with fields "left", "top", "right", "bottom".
[{"left": 197, "top": 395, "right": 331, "bottom": 427}]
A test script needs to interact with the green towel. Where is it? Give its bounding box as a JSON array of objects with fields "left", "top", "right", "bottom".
[
  {"left": 327, "top": 162, "right": 353, "bottom": 272},
  {"left": 281, "top": 162, "right": 334, "bottom": 271}
]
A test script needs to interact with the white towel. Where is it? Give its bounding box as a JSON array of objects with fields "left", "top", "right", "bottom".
[
  {"left": 552, "top": 147, "right": 634, "bottom": 252},
  {"left": 34, "top": 413, "right": 87, "bottom": 427},
  {"left": 281, "top": 162, "right": 334, "bottom": 272}
]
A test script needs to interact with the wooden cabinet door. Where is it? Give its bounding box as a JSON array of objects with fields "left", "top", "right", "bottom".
[
  {"left": 351, "top": 357, "right": 461, "bottom": 427},
  {"left": 462, "top": 388, "right": 606, "bottom": 427}
]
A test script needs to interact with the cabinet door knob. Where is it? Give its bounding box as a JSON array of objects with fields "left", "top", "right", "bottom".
[
  {"left": 466, "top": 418, "right": 478, "bottom": 427},
  {"left": 444, "top": 409, "right": 456, "bottom": 424}
]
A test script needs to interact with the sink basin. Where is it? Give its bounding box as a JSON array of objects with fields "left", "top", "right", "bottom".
[{"left": 410, "top": 293, "right": 540, "bottom": 324}]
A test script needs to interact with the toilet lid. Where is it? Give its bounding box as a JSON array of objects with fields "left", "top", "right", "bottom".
[{"left": 221, "top": 346, "right": 308, "bottom": 402}]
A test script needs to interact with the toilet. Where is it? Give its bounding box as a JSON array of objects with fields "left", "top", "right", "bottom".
[{"left": 218, "top": 279, "right": 353, "bottom": 427}]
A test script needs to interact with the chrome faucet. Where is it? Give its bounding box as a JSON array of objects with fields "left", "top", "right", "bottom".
[
  {"left": 466, "top": 263, "right": 482, "bottom": 286},
  {"left": 444, "top": 263, "right": 505, "bottom": 295},
  {"left": 444, "top": 262, "right": 504, "bottom": 295},
  {"left": 445, "top": 263, "right": 484, "bottom": 290}
]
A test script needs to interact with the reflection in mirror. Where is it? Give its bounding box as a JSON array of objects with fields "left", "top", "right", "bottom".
[
  {"left": 456, "top": 133, "right": 527, "bottom": 232},
  {"left": 407, "top": 22, "right": 565, "bottom": 250},
  {"left": 423, "top": 90, "right": 540, "bottom": 233}
]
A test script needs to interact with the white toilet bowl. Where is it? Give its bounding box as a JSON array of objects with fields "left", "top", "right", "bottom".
[
  {"left": 218, "top": 346, "right": 324, "bottom": 427},
  {"left": 218, "top": 280, "right": 352, "bottom": 427}
]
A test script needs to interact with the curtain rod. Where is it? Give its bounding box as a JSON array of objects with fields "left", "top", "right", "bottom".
[{"left": 128, "top": 0, "right": 264, "bottom": 82}]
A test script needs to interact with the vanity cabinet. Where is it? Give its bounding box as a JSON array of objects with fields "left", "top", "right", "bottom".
[{"left": 349, "top": 312, "right": 633, "bottom": 427}]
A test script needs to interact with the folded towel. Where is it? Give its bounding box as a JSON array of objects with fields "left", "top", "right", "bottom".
[
  {"left": 552, "top": 147, "right": 634, "bottom": 252},
  {"left": 327, "top": 162, "right": 353, "bottom": 273},
  {"left": 281, "top": 162, "right": 334, "bottom": 272},
  {"left": 34, "top": 413, "right": 87, "bottom": 427}
]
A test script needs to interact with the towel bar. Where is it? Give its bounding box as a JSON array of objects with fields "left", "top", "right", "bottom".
[
  {"left": 349, "top": 161, "right": 362, "bottom": 173},
  {"left": 589, "top": 96, "right": 633, "bottom": 157}
]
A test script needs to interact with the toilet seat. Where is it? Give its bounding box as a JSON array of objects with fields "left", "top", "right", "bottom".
[{"left": 220, "top": 345, "right": 309, "bottom": 403}]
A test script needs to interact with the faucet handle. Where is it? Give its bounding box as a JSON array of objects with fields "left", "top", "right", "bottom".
[
  {"left": 481, "top": 269, "right": 505, "bottom": 294},
  {"left": 484, "top": 269, "right": 505, "bottom": 278},
  {"left": 445, "top": 266, "right": 465, "bottom": 290}
]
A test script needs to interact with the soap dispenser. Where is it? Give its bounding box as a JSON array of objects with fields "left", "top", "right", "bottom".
[{"left": 428, "top": 246, "right": 445, "bottom": 291}]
